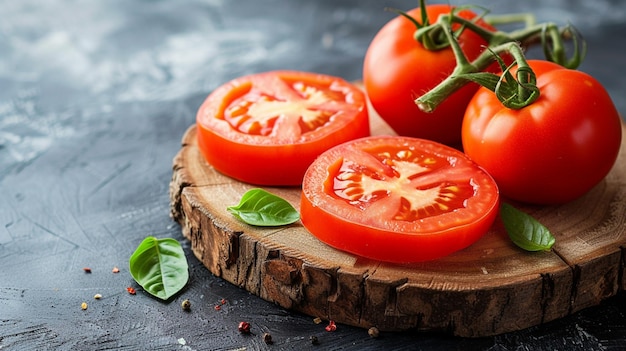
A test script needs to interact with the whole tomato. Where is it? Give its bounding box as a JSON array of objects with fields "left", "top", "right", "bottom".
[
  {"left": 462, "top": 60, "right": 623, "bottom": 205},
  {"left": 363, "top": 5, "right": 497, "bottom": 146}
]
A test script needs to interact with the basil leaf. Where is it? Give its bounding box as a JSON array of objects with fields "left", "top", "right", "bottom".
[
  {"left": 227, "top": 188, "right": 300, "bottom": 226},
  {"left": 129, "top": 236, "right": 189, "bottom": 300},
  {"left": 500, "top": 202, "right": 555, "bottom": 251}
]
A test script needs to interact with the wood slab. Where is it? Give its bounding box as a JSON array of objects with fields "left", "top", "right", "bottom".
[{"left": 169, "top": 107, "right": 626, "bottom": 337}]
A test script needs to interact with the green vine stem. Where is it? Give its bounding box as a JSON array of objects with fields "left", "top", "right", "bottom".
[
  {"left": 414, "top": 10, "right": 585, "bottom": 112},
  {"left": 484, "top": 12, "right": 536, "bottom": 28}
]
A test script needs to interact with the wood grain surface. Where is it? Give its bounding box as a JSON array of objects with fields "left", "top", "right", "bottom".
[{"left": 169, "top": 110, "right": 626, "bottom": 337}]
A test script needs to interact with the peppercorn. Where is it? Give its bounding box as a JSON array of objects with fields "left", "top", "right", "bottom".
[
  {"left": 310, "top": 335, "right": 319, "bottom": 345},
  {"left": 181, "top": 299, "right": 191, "bottom": 311},
  {"left": 262, "top": 332, "right": 273, "bottom": 344},
  {"left": 368, "top": 326, "right": 380, "bottom": 338}
]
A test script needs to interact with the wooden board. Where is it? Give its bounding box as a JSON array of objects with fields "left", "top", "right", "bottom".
[{"left": 169, "top": 108, "right": 626, "bottom": 337}]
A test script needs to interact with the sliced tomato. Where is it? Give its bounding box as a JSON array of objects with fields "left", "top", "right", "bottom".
[
  {"left": 300, "top": 136, "right": 499, "bottom": 263},
  {"left": 196, "top": 71, "right": 370, "bottom": 185}
]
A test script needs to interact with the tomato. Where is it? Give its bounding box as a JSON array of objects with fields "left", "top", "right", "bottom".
[
  {"left": 196, "top": 71, "right": 370, "bottom": 185},
  {"left": 363, "top": 5, "right": 498, "bottom": 146},
  {"left": 462, "top": 60, "right": 623, "bottom": 205},
  {"left": 300, "top": 136, "right": 500, "bottom": 263}
]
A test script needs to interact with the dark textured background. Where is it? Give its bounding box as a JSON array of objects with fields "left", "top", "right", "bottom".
[{"left": 1, "top": 0, "right": 624, "bottom": 350}]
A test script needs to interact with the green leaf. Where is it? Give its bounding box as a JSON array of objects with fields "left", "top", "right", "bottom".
[
  {"left": 500, "top": 203, "right": 555, "bottom": 251},
  {"left": 227, "top": 188, "right": 300, "bottom": 226},
  {"left": 129, "top": 236, "right": 189, "bottom": 300}
]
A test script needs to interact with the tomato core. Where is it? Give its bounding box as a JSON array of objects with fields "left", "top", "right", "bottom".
[
  {"left": 329, "top": 146, "right": 475, "bottom": 222},
  {"left": 223, "top": 80, "right": 349, "bottom": 139}
]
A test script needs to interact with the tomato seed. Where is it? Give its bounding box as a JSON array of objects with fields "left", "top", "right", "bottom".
[
  {"left": 81, "top": 302, "right": 88, "bottom": 310},
  {"left": 94, "top": 294, "right": 102, "bottom": 300}
]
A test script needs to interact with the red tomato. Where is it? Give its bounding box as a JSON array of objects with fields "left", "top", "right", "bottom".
[
  {"left": 300, "top": 136, "right": 500, "bottom": 263},
  {"left": 196, "top": 71, "right": 370, "bottom": 185},
  {"left": 363, "top": 5, "right": 498, "bottom": 146},
  {"left": 462, "top": 60, "right": 623, "bottom": 205}
]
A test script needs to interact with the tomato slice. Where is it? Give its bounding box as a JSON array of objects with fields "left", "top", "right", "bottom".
[
  {"left": 300, "top": 136, "right": 500, "bottom": 263},
  {"left": 196, "top": 71, "right": 370, "bottom": 185}
]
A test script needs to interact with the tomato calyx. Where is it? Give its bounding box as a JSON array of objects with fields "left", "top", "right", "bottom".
[
  {"left": 387, "top": 0, "right": 487, "bottom": 51},
  {"left": 540, "top": 24, "right": 587, "bottom": 70},
  {"left": 456, "top": 46, "right": 541, "bottom": 109},
  {"left": 385, "top": 6, "right": 444, "bottom": 50},
  {"left": 385, "top": 0, "right": 436, "bottom": 47}
]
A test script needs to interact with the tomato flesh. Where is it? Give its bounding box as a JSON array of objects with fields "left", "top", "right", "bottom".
[
  {"left": 196, "top": 71, "right": 370, "bottom": 186},
  {"left": 301, "top": 136, "right": 500, "bottom": 263}
]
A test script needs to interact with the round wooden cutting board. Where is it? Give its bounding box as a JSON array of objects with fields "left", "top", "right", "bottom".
[{"left": 169, "top": 106, "right": 626, "bottom": 337}]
